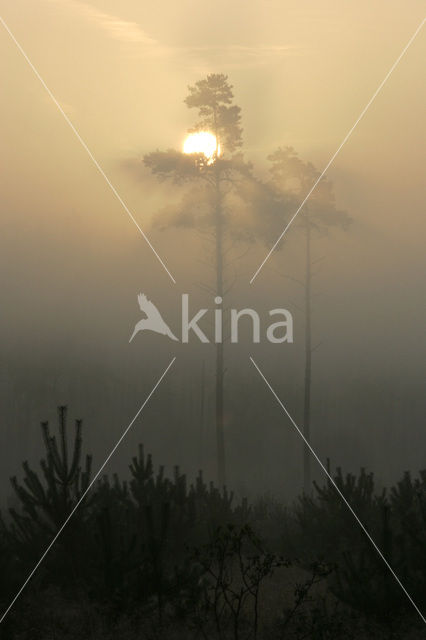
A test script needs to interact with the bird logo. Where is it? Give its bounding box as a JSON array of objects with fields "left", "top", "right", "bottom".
[{"left": 129, "top": 293, "right": 179, "bottom": 343}]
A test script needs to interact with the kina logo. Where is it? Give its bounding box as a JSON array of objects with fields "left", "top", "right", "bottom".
[
  {"left": 129, "top": 293, "right": 294, "bottom": 344},
  {"left": 129, "top": 294, "right": 179, "bottom": 343}
]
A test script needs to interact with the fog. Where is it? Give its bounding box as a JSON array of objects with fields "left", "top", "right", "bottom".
[{"left": 0, "top": 0, "right": 425, "bottom": 502}]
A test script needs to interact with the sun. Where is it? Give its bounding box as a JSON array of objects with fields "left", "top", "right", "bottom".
[{"left": 183, "top": 131, "right": 220, "bottom": 164}]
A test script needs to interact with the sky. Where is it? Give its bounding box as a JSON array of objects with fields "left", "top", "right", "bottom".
[{"left": 0, "top": 0, "right": 425, "bottom": 497}]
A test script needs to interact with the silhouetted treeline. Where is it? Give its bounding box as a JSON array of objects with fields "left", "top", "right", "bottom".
[{"left": 0, "top": 407, "right": 425, "bottom": 639}]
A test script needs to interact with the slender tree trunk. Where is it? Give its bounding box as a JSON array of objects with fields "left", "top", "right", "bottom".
[
  {"left": 199, "top": 359, "right": 205, "bottom": 471},
  {"left": 303, "top": 215, "right": 312, "bottom": 493},
  {"left": 215, "top": 167, "right": 226, "bottom": 487}
]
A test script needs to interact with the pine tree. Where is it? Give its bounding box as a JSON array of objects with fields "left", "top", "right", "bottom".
[
  {"left": 267, "top": 147, "right": 352, "bottom": 492},
  {"left": 7, "top": 406, "right": 92, "bottom": 542},
  {"left": 143, "top": 74, "right": 252, "bottom": 487}
]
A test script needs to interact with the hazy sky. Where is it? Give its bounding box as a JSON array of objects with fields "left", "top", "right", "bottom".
[
  {"left": 0, "top": 1, "right": 425, "bottom": 494},
  {"left": 1, "top": 0, "right": 424, "bottom": 357}
]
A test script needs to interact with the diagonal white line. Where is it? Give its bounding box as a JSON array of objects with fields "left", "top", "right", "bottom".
[
  {"left": 249, "top": 356, "right": 426, "bottom": 625},
  {"left": 0, "top": 357, "right": 176, "bottom": 624},
  {"left": 0, "top": 15, "right": 176, "bottom": 285},
  {"left": 250, "top": 17, "right": 425, "bottom": 284}
]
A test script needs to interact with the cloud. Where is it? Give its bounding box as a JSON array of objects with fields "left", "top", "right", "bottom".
[
  {"left": 48, "top": 0, "right": 158, "bottom": 45},
  {"left": 48, "top": 0, "right": 301, "bottom": 67}
]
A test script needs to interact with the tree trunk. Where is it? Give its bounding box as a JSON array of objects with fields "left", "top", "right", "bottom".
[
  {"left": 303, "top": 215, "right": 312, "bottom": 493},
  {"left": 215, "top": 167, "right": 226, "bottom": 487},
  {"left": 198, "top": 359, "right": 205, "bottom": 471}
]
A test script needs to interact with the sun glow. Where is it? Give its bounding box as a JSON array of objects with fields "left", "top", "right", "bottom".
[{"left": 183, "top": 131, "right": 220, "bottom": 163}]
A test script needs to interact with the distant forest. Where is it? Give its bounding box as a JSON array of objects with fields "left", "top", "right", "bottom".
[{"left": 0, "top": 406, "right": 424, "bottom": 639}]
